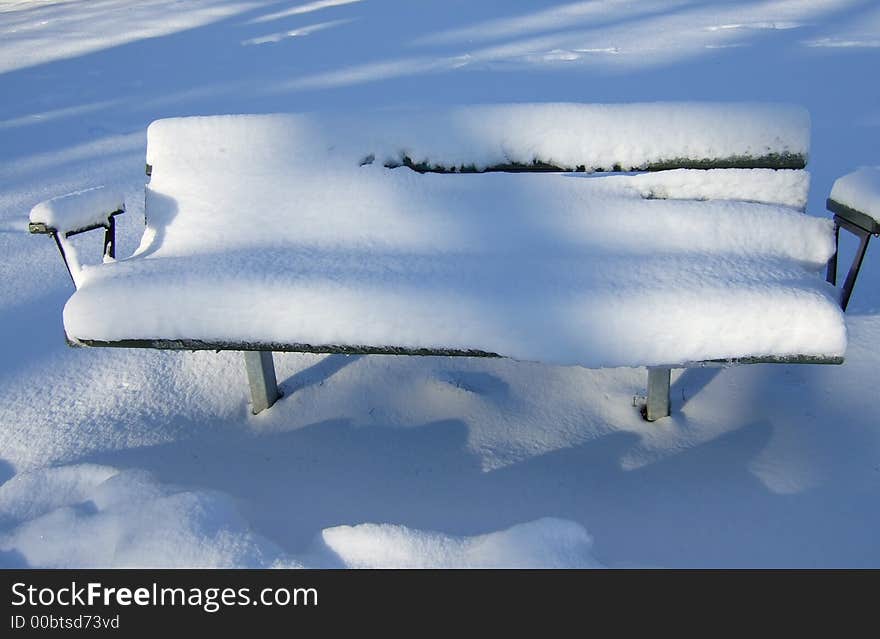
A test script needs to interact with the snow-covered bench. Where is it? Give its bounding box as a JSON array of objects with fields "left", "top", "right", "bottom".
[{"left": 29, "top": 104, "right": 874, "bottom": 420}]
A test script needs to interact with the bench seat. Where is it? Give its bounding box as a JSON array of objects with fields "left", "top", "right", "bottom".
[{"left": 63, "top": 165, "right": 845, "bottom": 368}]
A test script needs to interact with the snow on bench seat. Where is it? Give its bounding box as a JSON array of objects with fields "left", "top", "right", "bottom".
[
  {"left": 61, "top": 108, "right": 844, "bottom": 368},
  {"left": 829, "top": 166, "right": 880, "bottom": 225},
  {"left": 65, "top": 248, "right": 843, "bottom": 367}
]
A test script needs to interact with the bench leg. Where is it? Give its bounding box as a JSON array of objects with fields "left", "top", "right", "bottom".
[
  {"left": 243, "top": 351, "right": 279, "bottom": 414},
  {"left": 645, "top": 367, "right": 671, "bottom": 422},
  {"left": 840, "top": 228, "right": 871, "bottom": 311}
]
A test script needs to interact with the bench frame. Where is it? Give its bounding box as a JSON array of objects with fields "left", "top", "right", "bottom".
[
  {"left": 31, "top": 161, "right": 869, "bottom": 420},
  {"left": 825, "top": 198, "right": 880, "bottom": 311},
  {"left": 29, "top": 211, "right": 122, "bottom": 286},
  {"left": 68, "top": 336, "right": 844, "bottom": 419}
]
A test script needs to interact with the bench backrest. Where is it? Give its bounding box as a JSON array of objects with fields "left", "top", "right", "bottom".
[
  {"left": 145, "top": 103, "right": 809, "bottom": 177},
  {"left": 137, "top": 103, "right": 812, "bottom": 259}
]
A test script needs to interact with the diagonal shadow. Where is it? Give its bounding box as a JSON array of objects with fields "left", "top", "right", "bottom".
[
  {"left": 672, "top": 367, "right": 723, "bottom": 408},
  {"left": 281, "top": 353, "right": 362, "bottom": 393}
]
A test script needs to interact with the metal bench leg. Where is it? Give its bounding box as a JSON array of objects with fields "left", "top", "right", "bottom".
[
  {"left": 103, "top": 215, "right": 116, "bottom": 260},
  {"left": 827, "top": 204, "right": 878, "bottom": 311},
  {"left": 243, "top": 351, "right": 279, "bottom": 414},
  {"left": 840, "top": 228, "right": 871, "bottom": 311},
  {"left": 826, "top": 222, "right": 839, "bottom": 285},
  {"left": 645, "top": 367, "right": 671, "bottom": 421}
]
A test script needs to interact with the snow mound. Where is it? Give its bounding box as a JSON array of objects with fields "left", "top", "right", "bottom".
[
  {"left": 0, "top": 465, "right": 600, "bottom": 569},
  {"left": 0, "top": 465, "right": 294, "bottom": 568},
  {"left": 830, "top": 166, "right": 880, "bottom": 224},
  {"left": 318, "top": 518, "right": 604, "bottom": 568}
]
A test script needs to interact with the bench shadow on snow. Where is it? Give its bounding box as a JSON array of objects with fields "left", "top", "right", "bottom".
[
  {"left": 0, "top": 460, "right": 25, "bottom": 568},
  {"left": 671, "top": 367, "right": 722, "bottom": 408},
  {"left": 0, "top": 549, "right": 28, "bottom": 569},
  {"left": 281, "top": 353, "right": 362, "bottom": 394},
  {"left": 0, "top": 458, "right": 13, "bottom": 487},
  {"left": 71, "top": 358, "right": 878, "bottom": 568}
]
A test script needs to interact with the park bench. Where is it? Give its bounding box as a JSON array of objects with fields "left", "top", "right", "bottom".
[{"left": 29, "top": 103, "right": 878, "bottom": 420}]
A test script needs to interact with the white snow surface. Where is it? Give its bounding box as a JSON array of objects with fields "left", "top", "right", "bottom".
[
  {"left": 0, "top": 464, "right": 600, "bottom": 568},
  {"left": 63, "top": 113, "right": 841, "bottom": 366},
  {"left": 2, "top": 0, "right": 879, "bottom": 569},
  {"left": 830, "top": 166, "right": 880, "bottom": 224},
  {"left": 29, "top": 185, "right": 125, "bottom": 234}
]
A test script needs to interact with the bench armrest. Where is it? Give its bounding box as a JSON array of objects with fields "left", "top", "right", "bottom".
[
  {"left": 29, "top": 186, "right": 125, "bottom": 236},
  {"left": 827, "top": 166, "right": 880, "bottom": 235},
  {"left": 825, "top": 167, "right": 880, "bottom": 310},
  {"left": 28, "top": 186, "right": 126, "bottom": 288}
]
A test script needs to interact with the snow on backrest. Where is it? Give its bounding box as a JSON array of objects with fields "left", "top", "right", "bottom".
[
  {"left": 146, "top": 114, "right": 325, "bottom": 176},
  {"left": 145, "top": 103, "right": 810, "bottom": 176},
  {"left": 137, "top": 104, "right": 813, "bottom": 259}
]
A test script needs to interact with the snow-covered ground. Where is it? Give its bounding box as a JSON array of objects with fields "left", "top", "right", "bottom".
[{"left": 1, "top": 0, "right": 878, "bottom": 568}]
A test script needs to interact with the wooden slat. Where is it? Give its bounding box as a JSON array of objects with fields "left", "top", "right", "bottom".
[
  {"left": 385, "top": 152, "right": 807, "bottom": 174},
  {"left": 827, "top": 198, "right": 880, "bottom": 235},
  {"left": 70, "top": 337, "right": 843, "bottom": 366}
]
